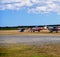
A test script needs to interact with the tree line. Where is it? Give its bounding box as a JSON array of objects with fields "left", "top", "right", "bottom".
[{"left": 0, "top": 25, "right": 60, "bottom": 30}]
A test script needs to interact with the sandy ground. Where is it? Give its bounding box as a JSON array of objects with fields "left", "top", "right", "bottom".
[{"left": 0, "top": 30, "right": 60, "bottom": 36}]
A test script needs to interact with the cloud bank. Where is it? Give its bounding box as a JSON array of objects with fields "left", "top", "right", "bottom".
[{"left": 0, "top": 0, "right": 60, "bottom": 14}]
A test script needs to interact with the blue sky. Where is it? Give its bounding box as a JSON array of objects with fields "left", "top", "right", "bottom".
[{"left": 0, "top": 0, "right": 60, "bottom": 27}]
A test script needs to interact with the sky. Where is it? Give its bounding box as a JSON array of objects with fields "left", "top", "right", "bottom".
[{"left": 0, "top": 0, "right": 60, "bottom": 27}]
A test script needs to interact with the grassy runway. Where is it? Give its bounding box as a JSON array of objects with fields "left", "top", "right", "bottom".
[
  {"left": 0, "top": 30, "right": 60, "bottom": 57},
  {"left": 0, "top": 30, "right": 60, "bottom": 36}
]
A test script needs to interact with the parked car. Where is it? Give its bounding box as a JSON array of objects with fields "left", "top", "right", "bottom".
[{"left": 48, "top": 26, "right": 60, "bottom": 33}]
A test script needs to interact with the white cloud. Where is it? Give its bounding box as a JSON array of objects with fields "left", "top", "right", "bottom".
[
  {"left": 0, "top": 0, "right": 60, "bottom": 15},
  {"left": 1, "top": 0, "right": 20, "bottom": 3}
]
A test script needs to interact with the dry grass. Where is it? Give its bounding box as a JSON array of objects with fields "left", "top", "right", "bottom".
[
  {"left": 0, "top": 30, "right": 60, "bottom": 36},
  {"left": 0, "top": 30, "right": 60, "bottom": 57},
  {"left": 0, "top": 43, "right": 60, "bottom": 57}
]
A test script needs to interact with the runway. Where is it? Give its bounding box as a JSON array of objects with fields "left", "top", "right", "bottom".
[{"left": 0, "top": 35, "right": 60, "bottom": 44}]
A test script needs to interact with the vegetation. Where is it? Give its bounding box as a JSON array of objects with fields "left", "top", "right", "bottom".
[
  {"left": 0, "top": 25, "right": 60, "bottom": 30},
  {"left": 0, "top": 26, "right": 42, "bottom": 30},
  {"left": 0, "top": 43, "right": 60, "bottom": 57},
  {"left": 0, "top": 27, "right": 17, "bottom": 30}
]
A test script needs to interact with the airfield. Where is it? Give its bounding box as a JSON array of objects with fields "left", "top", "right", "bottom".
[
  {"left": 0, "top": 30, "right": 60, "bottom": 44},
  {"left": 0, "top": 30, "right": 60, "bottom": 36},
  {"left": 0, "top": 30, "right": 60, "bottom": 57}
]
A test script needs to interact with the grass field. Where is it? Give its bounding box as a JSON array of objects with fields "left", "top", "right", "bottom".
[
  {"left": 0, "top": 43, "right": 60, "bottom": 57},
  {"left": 0, "top": 30, "right": 60, "bottom": 36},
  {"left": 0, "top": 30, "right": 60, "bottom": 57}
]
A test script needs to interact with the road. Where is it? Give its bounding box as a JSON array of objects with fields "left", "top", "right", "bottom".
[{"left": 0, "top": 35, "right": 60, "bottom": 45}]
